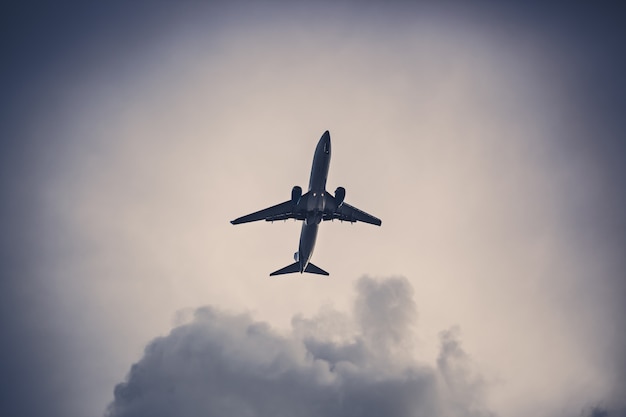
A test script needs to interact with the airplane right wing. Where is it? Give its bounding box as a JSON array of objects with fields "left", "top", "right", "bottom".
[
  {"left": 331, "top": 202, "right": 382, "bottom": 226},
  {"left": 231, "top": 200, "right": 299, "bottom": 225}
]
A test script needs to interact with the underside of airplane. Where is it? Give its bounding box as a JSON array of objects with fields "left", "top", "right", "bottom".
[{"left": 231, "top": 130, "right": 381, "bottom": 276}]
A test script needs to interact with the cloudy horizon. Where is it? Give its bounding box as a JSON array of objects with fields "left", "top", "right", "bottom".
[{"left": 106, "top": 276, "right": 494, "bottom": 417}]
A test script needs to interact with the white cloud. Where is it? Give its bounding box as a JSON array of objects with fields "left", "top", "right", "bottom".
[{"left": 106, "top": 277, "right": 493, "bottom": 417}]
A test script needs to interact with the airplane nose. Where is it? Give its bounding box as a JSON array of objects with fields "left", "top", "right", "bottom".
[{"left": 321, "top": 130, "right": 331, "bottom": 153}]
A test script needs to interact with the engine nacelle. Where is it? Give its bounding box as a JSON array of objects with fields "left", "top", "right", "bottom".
[
  {"left": 334, "top": 186, "right": 346, "bottom": 208},
  {"left": 291, "top": 186, "right": 302, "bottom": 206},
  {"left": 294, "top": 252, "right": 299, "bottom": 262}
]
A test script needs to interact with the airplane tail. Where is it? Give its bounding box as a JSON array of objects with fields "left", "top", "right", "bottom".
[
  {"left": 304, "top": 263, "right": 329, "bottom": 275},
  {"left": 269, "top": 262, "right": 329, "bottom": 276},
  {"left": 270, "top": 262, "right": 300, "bottom": 276}
]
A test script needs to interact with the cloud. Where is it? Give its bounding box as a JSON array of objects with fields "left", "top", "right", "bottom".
[
  {"left": 105, "top": 277, "right": 493, "bottom": 417},
  {"left": 582, "top": 406, "right": 626, "bottom": 417}
]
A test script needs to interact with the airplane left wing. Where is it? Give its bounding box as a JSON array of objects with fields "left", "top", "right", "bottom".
[
  {"left": 231, "top": 200, "right": 298, "bottom": 225},
  {"left": 329, "top": 202, "right": 382, "bottom": 226}
]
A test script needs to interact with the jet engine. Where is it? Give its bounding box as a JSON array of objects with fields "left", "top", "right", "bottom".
[
  {"left": 294, "top": 252, "right": 299, "bottom": 262},
  {"left": 291, "top": 186, "right": 302, "bottom": 206},
  {"left": 334, "top": 186, "right": 346, "bottom": 208}
]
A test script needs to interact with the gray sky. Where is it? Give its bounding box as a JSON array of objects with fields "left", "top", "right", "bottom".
[{"left": 1, "top": 2, "right": 625, "bottom": 417}]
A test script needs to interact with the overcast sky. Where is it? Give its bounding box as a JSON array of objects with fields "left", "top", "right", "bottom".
[{"left": 1, "top": 2, "right": 625, "bottom": 417}]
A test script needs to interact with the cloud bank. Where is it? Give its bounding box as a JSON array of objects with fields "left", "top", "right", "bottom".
[{"left": 106, "top": 277, "right": 493, "bottom": 417}]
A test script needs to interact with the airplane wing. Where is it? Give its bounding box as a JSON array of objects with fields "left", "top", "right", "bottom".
[
  {"left": 329, "top": 202, "right": 382, "bottom": 226},
  {"left": 231, "top": 200, "right": 298, "bottom": 224}
]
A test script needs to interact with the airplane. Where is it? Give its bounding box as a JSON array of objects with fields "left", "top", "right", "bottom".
[{"left": 231, "top": 130, "right": 382, "bottom": 276}]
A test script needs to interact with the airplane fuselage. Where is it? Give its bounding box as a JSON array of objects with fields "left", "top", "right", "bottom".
[{"left": 297, "top": 131, "right": 331, "bottom": 272}]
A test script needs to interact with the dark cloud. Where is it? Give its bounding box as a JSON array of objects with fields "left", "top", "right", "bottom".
[
  {"left": 105, "top": 277, "right": 493, "bottom": 417},
  {"left": 582, "top": 405, "right": 626, "bottom": 417}
]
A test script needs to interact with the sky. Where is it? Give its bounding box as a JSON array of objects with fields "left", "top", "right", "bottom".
[{"left": 1, "top": 2, "right": 625, "bottom": 417}]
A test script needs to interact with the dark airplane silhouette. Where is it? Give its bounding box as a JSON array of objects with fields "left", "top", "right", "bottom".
[{"left": 231, "top": 131, "right": 382, "bottom": 276}]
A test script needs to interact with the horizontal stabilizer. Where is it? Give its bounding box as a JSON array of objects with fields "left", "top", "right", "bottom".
[
  {"left": 269, "top": 262, "right": 329, "bottom": 276},
  {"left": 270, "top": 262, "right": 300, "bottom": 276},
  {"left": 304, "top": 263, "right": 329, "bottom": 276}
]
